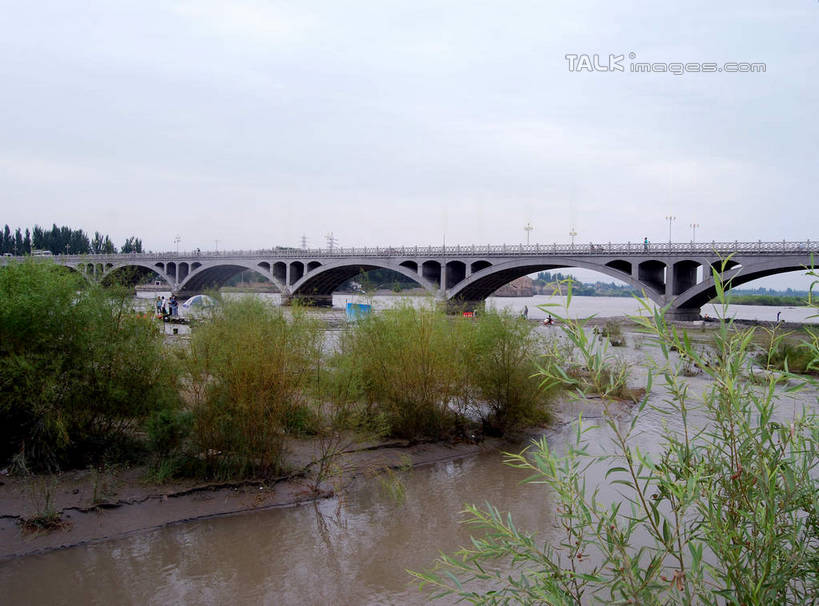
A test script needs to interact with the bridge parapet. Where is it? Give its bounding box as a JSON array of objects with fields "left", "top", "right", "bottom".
[
  {"left": 34, "top": 239, "right": 818, "bottom": 262},
  {"left": 2, "top": 240, "right": 815, "bottom": 321}
]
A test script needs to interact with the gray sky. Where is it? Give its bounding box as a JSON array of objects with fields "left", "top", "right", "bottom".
[{"left": 1, "top": 1, "right": 817, "bottom": 288}]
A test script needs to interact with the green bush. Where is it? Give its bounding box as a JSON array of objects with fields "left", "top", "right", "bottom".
[
  {"left": 0, "top": 260, "right": 178, "bottom": 470},
  {"left": 327, "top": 304, "right": 555, "bottom": 440},
  {"left": 330, "top": 302, "right": 460, "bottom": 440},
  {"left": 459, "top": 310, "right": 554, "bottom": 435},
  {"left": 184, "top": 298, "right": 322, "bottom": 478},
  {"left": 759, "top": 340, "right": 816, "bottom": 375},
  {"left": 146, "top": 408, "right": 193, "bottom": 457}
]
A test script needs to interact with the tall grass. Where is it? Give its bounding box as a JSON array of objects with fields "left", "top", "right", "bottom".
[{"left": 184, "top": 298, "right": 322, "bottom": 478}]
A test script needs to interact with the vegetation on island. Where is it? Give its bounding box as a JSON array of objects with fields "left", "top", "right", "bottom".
[
  {"left": 714, "top": 293, "right": 809, "bottom": 306},
  {"left": 0, "top": 259, "right": 562, "bottom": 483}
]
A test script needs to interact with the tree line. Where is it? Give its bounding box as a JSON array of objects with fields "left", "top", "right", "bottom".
[{"left": 0, "top": 224, "right": 143, "bottom": 255}]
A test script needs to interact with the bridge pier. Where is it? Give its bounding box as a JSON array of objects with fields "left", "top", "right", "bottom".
[{"left": 665, "top": 307, "right": 702, "bottom": 322}]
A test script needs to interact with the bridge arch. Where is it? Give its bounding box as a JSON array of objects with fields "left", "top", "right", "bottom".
[
  {"left": 671, "top": 259, "right": 814, "bottom": 312},
  {"left": 178, "top": 262, "right": 283, "bottom": 293},
  {"left": 98, "top": 261, "right": 174, "bottom": 288},
  {"left": 448, "top": 257, "right": 665, "bottom": 304},
  {"left": 290, "top": 259, "right": 439, "bottom": 299}
]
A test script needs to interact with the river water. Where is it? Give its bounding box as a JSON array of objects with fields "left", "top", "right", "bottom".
[
  {"left": 2, "top": 312, "right": 817, "bottom": 604},
  {"left": 142, "top": 291, "right": 819, "bottom": 325}
]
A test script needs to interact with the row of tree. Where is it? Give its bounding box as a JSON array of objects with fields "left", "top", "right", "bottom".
[{"left": 0, "top": 224, "right": 142, "bottom": 255}]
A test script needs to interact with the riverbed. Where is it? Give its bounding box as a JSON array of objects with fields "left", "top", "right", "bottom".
[{"left": 1, "top": 322, "right": 816, "bottom": 605}]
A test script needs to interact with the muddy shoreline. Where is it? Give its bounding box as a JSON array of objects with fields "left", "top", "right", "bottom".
[
  {"left": 0, "top": 435, "right": 511, "bottom": 562},
  {"left": 0, "top": 394, "right": 626, "bottom": 563}
]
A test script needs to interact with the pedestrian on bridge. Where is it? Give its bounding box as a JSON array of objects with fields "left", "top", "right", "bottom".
[{"left": 643, "top": 237, "right": 649, "bottom": 251}]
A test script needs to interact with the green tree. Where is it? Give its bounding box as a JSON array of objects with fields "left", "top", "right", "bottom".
[{"left": 121, "top": 236, "right": 143, "bottom": 253}]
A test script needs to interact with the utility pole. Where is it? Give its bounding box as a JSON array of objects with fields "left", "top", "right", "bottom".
[
  {"left": 524, "top": 222, "right": 533, "bottom": 245},
  {"left": 174, "top": 234, "right": 181, "bottom": 255},
  {"left": 301, "top": 234, "right": 308, "bottom": 249}
]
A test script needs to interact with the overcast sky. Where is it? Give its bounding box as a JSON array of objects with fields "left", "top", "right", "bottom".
[{"left": 1, "top": 1, "right": 817, "bottom": 288}]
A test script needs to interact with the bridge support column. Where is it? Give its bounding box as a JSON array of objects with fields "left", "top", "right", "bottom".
[{"left": 665, "top": 307, "right": 702, "bottom": 322}]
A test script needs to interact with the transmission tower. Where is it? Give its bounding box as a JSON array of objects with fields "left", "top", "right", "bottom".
[
  {"left": 300, "top": 234, "right": 308, "bottom": 249},
  {"left": 325, "top": 232, "right": 338, "bottom": 251}
]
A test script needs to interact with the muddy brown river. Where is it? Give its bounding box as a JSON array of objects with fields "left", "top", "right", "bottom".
[{"left": 1, "top": 328, "right": 816, "bottom": 605}]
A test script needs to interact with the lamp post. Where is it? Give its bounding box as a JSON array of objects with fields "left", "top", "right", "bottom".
[
  {"left": 174, "top": 234, "right": 181, "bottom": 255},
  {"left": 665, "top": 216, "right": 676, "bottom": 245},
  {"left": 569, "top": 226, "right": 577, "bottom": 247},
  {"left": 690, "top": 223, "right": 700, "bottom": 243},
  {"left": 524, "top": 222, "right": 533, "bottom": 245}
]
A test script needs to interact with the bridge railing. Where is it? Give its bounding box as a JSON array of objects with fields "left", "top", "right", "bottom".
[{"left": 8, "top": 240, "right": 816, "bottom": 262}]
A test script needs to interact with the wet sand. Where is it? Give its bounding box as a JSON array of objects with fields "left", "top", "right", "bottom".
[{"left": 0, "top": 435, "right": 512, "bottom": 561}]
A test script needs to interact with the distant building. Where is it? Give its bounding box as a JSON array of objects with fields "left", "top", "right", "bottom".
[{"left": 493, "top": 276, "right": 534, "bottom": 297}]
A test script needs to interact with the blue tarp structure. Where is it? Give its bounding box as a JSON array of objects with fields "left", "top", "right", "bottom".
[{"left": 345, "top": 302, "right": 372, "bottom": 321}]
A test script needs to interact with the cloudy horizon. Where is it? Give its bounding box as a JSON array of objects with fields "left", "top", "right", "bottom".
[{"left": 1, "top": 1, "right": 816, "bottom": 288}]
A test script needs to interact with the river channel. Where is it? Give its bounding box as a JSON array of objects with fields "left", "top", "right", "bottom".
[{"left": 1, "top": 304, "right": 817, "bottom": 604}]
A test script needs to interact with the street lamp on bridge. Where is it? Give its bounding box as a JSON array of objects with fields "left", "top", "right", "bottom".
[
  {"left": 524, "top": 222, "right": 533, "bottom": 245},
  {"left": 569, "top": 226, "right": 577, "bottom": 247},
  {"left": 174, "top": 234, "right": 181, "bottom": 254},
  {"left": 690, "top": 223, "right": 700, "bottom": 243},
  {"left": 665, "top": 216, "right": 676, "bottom": 244}
]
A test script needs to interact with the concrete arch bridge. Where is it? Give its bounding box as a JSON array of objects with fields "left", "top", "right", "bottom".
[{"left": 19, "top": 240, "right": 818, "bottom": 321}]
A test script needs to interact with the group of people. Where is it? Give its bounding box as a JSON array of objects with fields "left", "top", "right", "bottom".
[{"left": 155, "top": 295, "right": 179, "bottom": 318}]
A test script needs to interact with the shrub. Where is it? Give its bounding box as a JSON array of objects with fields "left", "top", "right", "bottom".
[
  {"left": 0, "top": 260, "right": 178, "bottom": 470},
  {"left": 459, "top": 310, "right": 555, "bottom": 435},
  {"left": 330, "top": 302, "right": 460, "bottom": 440},
  {"left": 600, "top": 319, "right": 626, "bottom": 346},
  {"left": 184, "top": 298, "right": 322, "bottom": 478},
  {"left": 759, "top": 340, "right": 816, "bottom": 375},
  {"left": 146, "top": 408, "right": 193, "bottom": 457}
]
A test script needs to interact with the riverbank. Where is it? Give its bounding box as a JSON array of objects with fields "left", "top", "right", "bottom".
[
  {"left": 0, "top": 395, "right": 636, "bottom": 562},
  {"left": 0, "top": 436, "right": 502, "bottom": 561}
]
